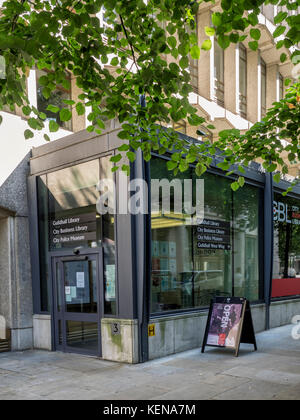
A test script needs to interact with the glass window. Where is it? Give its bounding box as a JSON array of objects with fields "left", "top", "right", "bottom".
[
  {"left": 150, "top": 156, "right": 261, "bottom": 314},
  {"left": 173, "top": 120, "right": 187, "bottom": 135},
  {"left": 214, "top": 39, "right": 224, "bottom": 107},
  {"left": 36, "top": 69, "right": 72, "bottom": 131},
  {"left": 37, "top": 157, "right": 117, "bottom": 314},
  {"left": 239, "top": 44, "right": 247, "bottom": 119},
  {"left": 261, "top": 58, "right": 267, "bottom": 119},
  {"left": 260, "top": 4, "right": 275, "bottom": 21},
  {"left": 279, "top": 73, "right": 284, "bottom": 101},
  {"left": 100, "top": 158, "right": 117, "bottom": 315},
  {"left": 187, "top": 17, "right": 199, "bottom": 94},
  {"left": 233, "top": 185, "right": 260, "bottom": 301},
  {"left": 273, "top": 194, "right": 300, "bottom": 298}
]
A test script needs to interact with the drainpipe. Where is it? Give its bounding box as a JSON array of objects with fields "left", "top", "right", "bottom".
[
  {"left": 134, "top": 95, "right": 150, "bottom": 363},
  {"left": 264, "top": 171, "right": 274, "bottom": 330}
]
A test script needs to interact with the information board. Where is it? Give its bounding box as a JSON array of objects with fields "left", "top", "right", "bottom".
[
  {"left": 202, "top": 297, "right": 257, "bottom": 357},
  {"left": 195, "top": 219, "right": 231, "bottom": 251}
]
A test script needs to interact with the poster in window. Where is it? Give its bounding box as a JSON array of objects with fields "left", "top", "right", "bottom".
[
  {"left": 159, "top": 241, "right": 169, "bottom": 257},
  {"left": 169, "top": 242, "right": 176, "bottom": 258},
  {"left": 161, "top": 276, "right": 169, "bottom": 292},
  {"left": 76, "top": 272, "right": 85, "bottom": 288},
  {"left": 160, "top": 258, "right": 169, "bottom": 271},
  {"left": 152, "top": 258, "right": 160, "bottom": 271},
  {"left": 105, "top": 264, "right": 116, "bottom": 301},
  {"left": 169, "top": 259, "right": 177, "bottom": 274},
  {"left": 152, "top": 240, "right": 159, "bottom": 257}
]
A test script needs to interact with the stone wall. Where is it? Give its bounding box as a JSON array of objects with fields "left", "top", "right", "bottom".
[
  {"left": 148, "top": 300, "right": 300, "bottom": 360},
  {"left": 0, "top": 153, "right": 33, "bottom": 351}
]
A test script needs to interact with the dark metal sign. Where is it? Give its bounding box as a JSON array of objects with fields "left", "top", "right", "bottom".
[
  {"left": 50, "top": 213, "right": 97, "bottom": 245},
  {"left": 195, "top": 218, "right": 231, "bottom": 250}
]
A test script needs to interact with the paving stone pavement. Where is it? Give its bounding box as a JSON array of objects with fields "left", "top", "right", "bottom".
[{"left": 0, "top": 324, "right": 299, "bottom": 400}]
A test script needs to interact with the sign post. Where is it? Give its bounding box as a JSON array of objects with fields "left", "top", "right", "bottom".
[{"left": 202, "top": 297, "right": 257, "bottom": 357}]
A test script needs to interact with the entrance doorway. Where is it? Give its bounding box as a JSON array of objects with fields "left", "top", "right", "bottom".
[{"left": 52, "top": 253, "right": 102, "bottom": 356}]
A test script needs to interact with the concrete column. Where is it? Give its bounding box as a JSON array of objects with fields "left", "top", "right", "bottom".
[
  {"left": 0, "top": 216, "right": 33, "bottom": 351},
  {"left": 247, "top": 50, "right": 259, "bottom": 123},
  {"left": 198, "top": 10, "right": 212, "bottom": 100},
  {"left": 101, "top": 318, "right": 139, "bottom": 363},
  {"left": 224, "top": 44, "right": 237, "bottom": 113},
  {"left": 266, "top": 64, "right": 278, "bottom": 109}
]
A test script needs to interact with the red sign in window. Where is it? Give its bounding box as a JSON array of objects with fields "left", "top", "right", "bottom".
[{"left": 272, "top": 278, "right": 300, "bottom": 298}]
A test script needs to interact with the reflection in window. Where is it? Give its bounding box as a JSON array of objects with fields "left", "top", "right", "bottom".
[
  {"left": 37, "top": 156, "right": 117, "bottom": 314},
  {"left": 233, "top": 186, "right": 260, "bottom": 301},
  {"left": 36, "top": 69, "right": 72, "bottom": 131},
  {"left": 273, "top": 194, "right": 300, "bottom": 298},
  {"left": 214, "top": 39, "right": 224, "bottom": 107},
  {"left": 100, "top": 157, "right": 117, "bottom": 315},
  {"left": 239, "top": 44, "right": 247, "bottom": 119},
  {"left": 150, "top": 156, "right": 261, "bottom": 313}
]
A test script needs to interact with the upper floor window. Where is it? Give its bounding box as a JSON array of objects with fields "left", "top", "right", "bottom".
[
  {"left": 36, "top": 69, "right": 72, "bottom": 131},
  {"left": 173, "top": 120, "right": 187, "bottom": 135},
  {"left": 214, "top": 39, "right": 224, "bottom": 107},
  {"left": 187, "top": 17, "right": 199, "bottom": 94},
  {"left": 260, "top": 4, "right": 275, "bottom": 21},
  {"left": 239, "top": 44, "right": 247, "bottom": 119},
  {"left": 260, "top": 58, "right": 267, "bottom": 119}
]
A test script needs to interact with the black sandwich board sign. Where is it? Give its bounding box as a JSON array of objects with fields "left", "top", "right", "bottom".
[{"left": 202, "top": 297, "right": 257, "bottom": 357}]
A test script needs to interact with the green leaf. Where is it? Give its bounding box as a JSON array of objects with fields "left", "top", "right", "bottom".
[
  {"left": 205, "top": 27, "right": 215, "bottom": 37},
  {"left": 273, "top": 26, "right": 286, "bottom": 38},
  {"left": 49, "top": 120, "right": 59, "bottom": 132},
  {"left": 59, "top": 108, "right": 72, "bottom": 122},
  {"left": 110, "top": 57, "right": 119, "bottom": 66},
  {"left": 190, "top": 45, "right": 200, "bottom": 60},
  {"left": 118, "top": 130, "right": 129, "bottom": 140},
  {"left": 267, "top": 163, "right": 277, "bottom": 172},
  {"left": 22, "top": 106, "right": 31, "bottom": 116},
  {"left": 118, "top": 144, "right": 130, "bottom": 152},
  {"left": 238, "top": 176, "right": 245, "bottom": 187},
  {"left": 76, "top": 102, "right": 85, "bottom": 116},
  {"left": 274, "top": 11, "right": 288, "bottom": 25},
  {"left": 127, "top": 151, "right": 136, "bottom": 162},
  {"left": 179, "top": 56, "right": 189, "bottom": 69},
  {"left": 250, "top": 29, "right": 261, "bottom": 41},
  {"left": 280, "top": 53, "right": 287, "bottom": 63},
  {"left": 167, "top": 160, "right": 178, "bottom": 171},
  {"left": 211, "top": 13, "right": 222, "bottom": 27},
  {"left": 46, "top": 104, "right": 60, "bottom": 113},
  {"left": 273, "top": 173, "right": 281, "bottom": 183},
  {"left": 248, "top": 41, "right": 258, "bottom": 51},
  {"left": 218, "top": 35, "right": 230, "bottom": 49},
  {"left": 167, "top": 36, "right": 177, "bottom": 49},
  {"left": 24, "top": 129, "right": 34, "bottom": 139},
  {"left": 231, "top": 181, "right": 240, "bottom": 191},
  {"left": 110, "top": 154, "right": 122, "bottom": 163},
  {"left": 195, "top": 163, "right": 206, "bottom": 177},
  {"left": 201, "top": 39, "right": 212, "bottom": 51}
]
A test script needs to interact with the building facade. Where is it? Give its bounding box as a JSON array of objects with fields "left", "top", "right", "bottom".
[{"left": 0, "top": 4, "right": 300, "bottom": 361}]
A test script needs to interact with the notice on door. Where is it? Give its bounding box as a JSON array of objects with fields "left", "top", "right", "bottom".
[{"left": 76, "top": 272, "right": 85, "bottom": 288}]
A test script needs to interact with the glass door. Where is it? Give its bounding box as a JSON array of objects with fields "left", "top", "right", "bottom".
[{"left": 52, "top": 254, "right": 101, "bottom": 356}]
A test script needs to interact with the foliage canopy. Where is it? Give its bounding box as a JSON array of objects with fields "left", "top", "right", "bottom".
[{"left": 0, "top": 0, "right": 299, "bottom": 187}]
